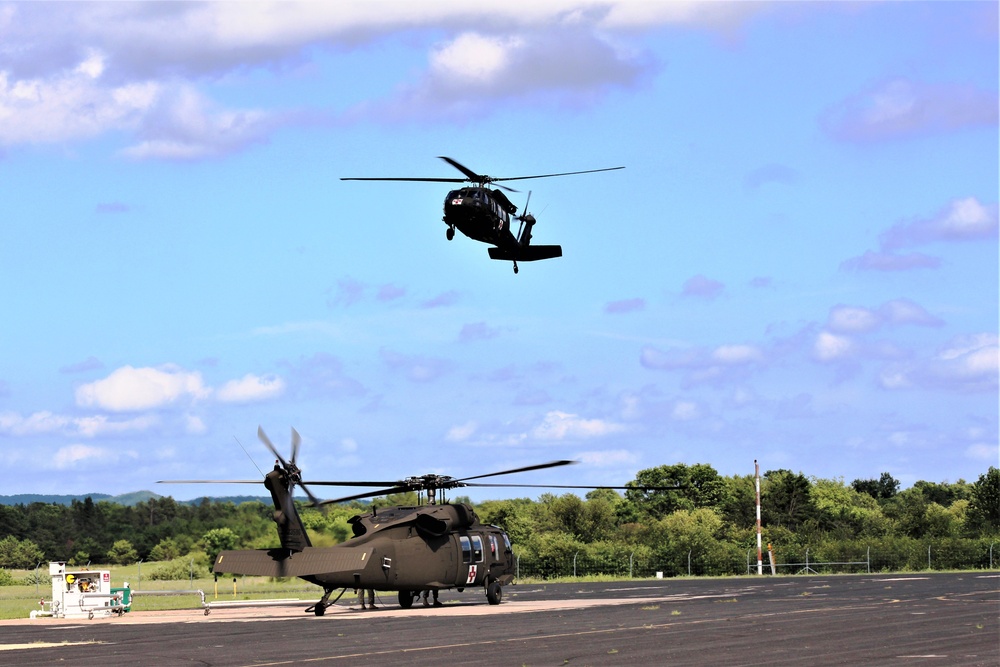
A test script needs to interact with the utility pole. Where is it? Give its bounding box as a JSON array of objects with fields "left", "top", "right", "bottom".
[{"left": 755, "top": 459, "right": 763, "bottom": 575}]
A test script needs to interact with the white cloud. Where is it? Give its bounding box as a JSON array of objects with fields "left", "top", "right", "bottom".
[
  {"left": 446, "top": 421, "right": 478, "bottom": 442},
  {"left": 712, "top": 344, "right": 763, "bottom": 364},
  {"left": 0, "top": 410, "right": 70, "bottom": 435},
  {"left": 814, "top": 331, "right": 854, "bottom": 362},
  {"left": 217, "top": 373, "right": 286, "bottom": 403},
  {"left": 879, "top": 333, "right": 999, "bottom": 392},
  {"left": 671, "top": 401, "right": 700, "bottom": 421},
  {"left": 52, "top": 444, "right": 136, "bottom": 470},
  {"left": 0, "top": 63, "right": 158, "bottom": 145},
  {"left": 0, "top": 410, "right": 156, "bottom": 437},
  {"left": 965, "top": 443, "right": 998, "bottom": 462},
  {"left": 531, "top": 410, "right": 623, "bottom": 440},
  {"left": 828, "top": 306, "right": 880, "bottom": 334},
  {"left": 75, "top": 365, "right": 210, "bottom": 412},
  {"left": 576, "top": 449, "right": 638, "bottom": 467},
  {"left": 880, "top": 197, "right": 998, "bottom": 250},
  {"left": 431, "top": 33, "right": 522, "bottom": 83},
  {"left": 822, "top": 78, "right": 998, "bottom": 143}
]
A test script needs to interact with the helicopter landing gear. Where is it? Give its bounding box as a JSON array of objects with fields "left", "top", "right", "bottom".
[
  {"left": 398, "top": 590, "right": 417, "bottom": 609},
  {"left": 486, "top": 579, "right": 503, "bottom": 605},
  {"left": 446, "top": 226, "right": 455, "bottom": 240},
  {"left": 308, "top": 586, "right": 343, "bottom": 616},
  {"left": 512, "top": 261, "right": 519, "bottom": 275}
]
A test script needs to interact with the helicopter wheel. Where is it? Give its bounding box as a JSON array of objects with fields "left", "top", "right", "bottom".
[
  {"left": 446, "top": 227, "right": 455, "bottom": 241},
  {"left": 486, "top": 580, "right": 503, "bottom": 605},
  {"left": 512, "top": 262, "right": 519, "bottom": 275},
  {"left": 398, "top": 590, "right": 416, "bottom": 609}
]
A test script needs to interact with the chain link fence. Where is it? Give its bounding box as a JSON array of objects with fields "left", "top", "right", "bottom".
[{"left": 514, "top": 538, "right": 1000, "bottom": 579}]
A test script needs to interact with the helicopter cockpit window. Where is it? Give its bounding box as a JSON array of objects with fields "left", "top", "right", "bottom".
[
  {"left": 460, "top": 535, "right": 471, "bottom": 564},
  {"left": 471, "top": 535, "right": 484, "bottom": 563}
]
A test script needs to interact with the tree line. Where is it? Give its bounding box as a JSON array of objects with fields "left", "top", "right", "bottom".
[{"left": 1, "top": 465, "right": 997, "bottom": 578}]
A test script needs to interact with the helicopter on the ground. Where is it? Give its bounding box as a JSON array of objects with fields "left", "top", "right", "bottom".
[
  {"left": 341, "top": 157, "right": 623, "bottom": 274},
  {"left": 161, "top": 427, "right": 676, "bottom": 615}
]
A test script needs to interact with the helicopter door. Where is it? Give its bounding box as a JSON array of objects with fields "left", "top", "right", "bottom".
[{"left": 458, "top": 534, "right": 485, "bottom": 586}]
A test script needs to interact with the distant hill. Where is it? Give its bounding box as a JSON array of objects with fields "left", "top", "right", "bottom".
[{"left": 0, "top": 492, "right": 279, "bottom": 507}]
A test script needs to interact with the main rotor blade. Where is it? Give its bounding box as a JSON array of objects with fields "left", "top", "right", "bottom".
[
  {"left": 290, "top": 427, "right": 301, "bottom": 466},
  {"left": 455, "top": 460, "right": 576, "bottom": 483},
  {"left": 495, "top": 166, "right": 625, "bottom": 183},
  {"left": 464, "top": 483, "right": 685, "bottom": 490},
  {"left": 304, "top": 480, "right": 406, "bottom": 487},
  {"left": 258, "top": 426, "right": 288, "bottom": 469},
  {"left": 320, "top": 485, "right": 415, "bottom": 505},
  {"left": 157, "top": 480, "right": 262, "bottom": 484},
  {"left": 438, "top": 156, "right": 483, "bottom": 181},
  {"left": 340, "top": 177, "right": 466, "bottom": 183}
]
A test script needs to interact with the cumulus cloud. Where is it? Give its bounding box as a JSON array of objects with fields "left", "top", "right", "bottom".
[
  {"left": 813, "top": 331, "right": 855, "bottom": 362},
  {"left": 822, "top": 78, "right": 998, "bottom": 143},
  {"left": 0, "top": 410, "right": 158, "bottom": 438},
  {"left": 531, "top": 410, "right": 624, "bottom": 440},
  {"left": 681, "top": 274, "right": 724, "bottom": 299},
  {"left": 380, "top": 348, "right": 453, "bottom": 382},
  {"left": 604, "top": 298, "right": 645, "bottom": 314},
  {"left": 446, "top": 420, "right": 478, "bottom": 442},
  {"left": 576, "top": 449, "right": 638, "bottom": 467},
  {"left": 75, "top": 365, "right": 210, "bottom": 411},
  {"left": 0, "top": 2, "right": 767, "bottom": 153},
  {"left": 879, "top": 333, "right": 999, "bottom": 392},
  {"left": 216, "top": 373, "right": 286, "bottom": 403},
  {"left": 640, "top": 342, "right": 764, "bottom": 385},
  {"left": 840, "top": 250, "right": 941, "bottom": 272},
  {"left": 879, "top": 197, "right": 998, "bottom": 250},
  {"left": 122, "top": 84, "right": 284, "bottom": 160},
  {"left": 422, "top": 291, "right": 461, "bottom": 309},
  {"left": 842, "top": 197, "right": 997, "bottom": 272},
  {"left": 826, "top": 299, "right": 942, "bottom": 334},
  {"left": 352, "top": 28, "right": 656, "bottom": 122},
  {"left": 459, "top": 322, "right": 504, "bottom": 343},
  {"left": 53, "top": 444, "right": 128, "bottom": 470},
  {"left": 282, "top": 352, "right": 367, "bottom": 397}
]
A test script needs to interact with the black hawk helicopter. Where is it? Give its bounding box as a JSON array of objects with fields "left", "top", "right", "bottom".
[
  {"left": 161, "top": 427, "right": 678, "bottom": 615},
  {"left": 341, "top": 157, "right": 623, "bottom": 274}
]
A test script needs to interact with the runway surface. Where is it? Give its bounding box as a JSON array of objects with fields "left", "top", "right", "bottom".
[{"left": 2, "top": 573, "right": 997, "bottom": 666}]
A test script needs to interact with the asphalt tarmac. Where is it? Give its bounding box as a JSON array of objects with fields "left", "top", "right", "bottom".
[{"left": 1, "top": 573, "right": 997, "bottom": 666}]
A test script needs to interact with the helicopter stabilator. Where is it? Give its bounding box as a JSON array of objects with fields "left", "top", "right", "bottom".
[
  {"left": 160, "top": 426, "right": 679, "bottom": 615},
  {"left": 341, "top": 156, "right": 624, "bottom": 274}
]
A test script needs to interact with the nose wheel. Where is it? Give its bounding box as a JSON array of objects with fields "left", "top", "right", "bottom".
[
  {"left": 446, "top": 226, "right": 455, "bottom": 240},
  {"left": 512, "top": 261, "right": 519, "bottom": 275}
]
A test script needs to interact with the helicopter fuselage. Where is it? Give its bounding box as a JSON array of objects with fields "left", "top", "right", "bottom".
[
  {"left": 213, "top": 502, "right": 515, "bottom": 610},
  {"left": 444, "top": 187, "right": 519, "bottom": 249}
]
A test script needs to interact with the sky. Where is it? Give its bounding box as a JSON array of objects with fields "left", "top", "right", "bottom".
[{"left": 1, "top": 1, "right": 997, "bottom": 502}]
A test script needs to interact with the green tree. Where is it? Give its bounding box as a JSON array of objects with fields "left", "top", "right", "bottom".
[
  {"left": 107, "top": 539, "right": 139, "bottom": 565},
  {"left": 851, "top": 472, "right": 900, "bottom": 501},
  {"left": 201, "top": 528, "right": 240, "bottom": 571},
  {"left": 149, "top": 538, "right": 182, "bottom": 562},
  {"left": 763, "top": 470, "right": 816, "bottom": 531},
  {"left": 625, "top": 463, "right": 726, "bottom": 520},
  {"left": 0, "top": 536, "right": 45, "bottom": 569},
  {"left": 965, "top": 467, "right": 1000, "bottom": 535}
]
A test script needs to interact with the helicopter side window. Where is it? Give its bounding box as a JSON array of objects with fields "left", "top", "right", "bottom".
[
  {"left": 471, "top": 535, "right": 484, "bottom": 563},
  {"left": 460, "top": 536, "right": 472, "bottom": 564}
]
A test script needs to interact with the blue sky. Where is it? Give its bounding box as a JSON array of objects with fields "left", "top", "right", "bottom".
[{"left": 1, "top": 2, "right": 997, "bottom": 501}]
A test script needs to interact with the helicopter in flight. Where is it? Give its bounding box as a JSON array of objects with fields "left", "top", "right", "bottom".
[
  {"left": 341, "top": 157, "right": 624, "bottom": 274},
  {"left": 162, "top": 427, "right": 677, "bottom": 615}
]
